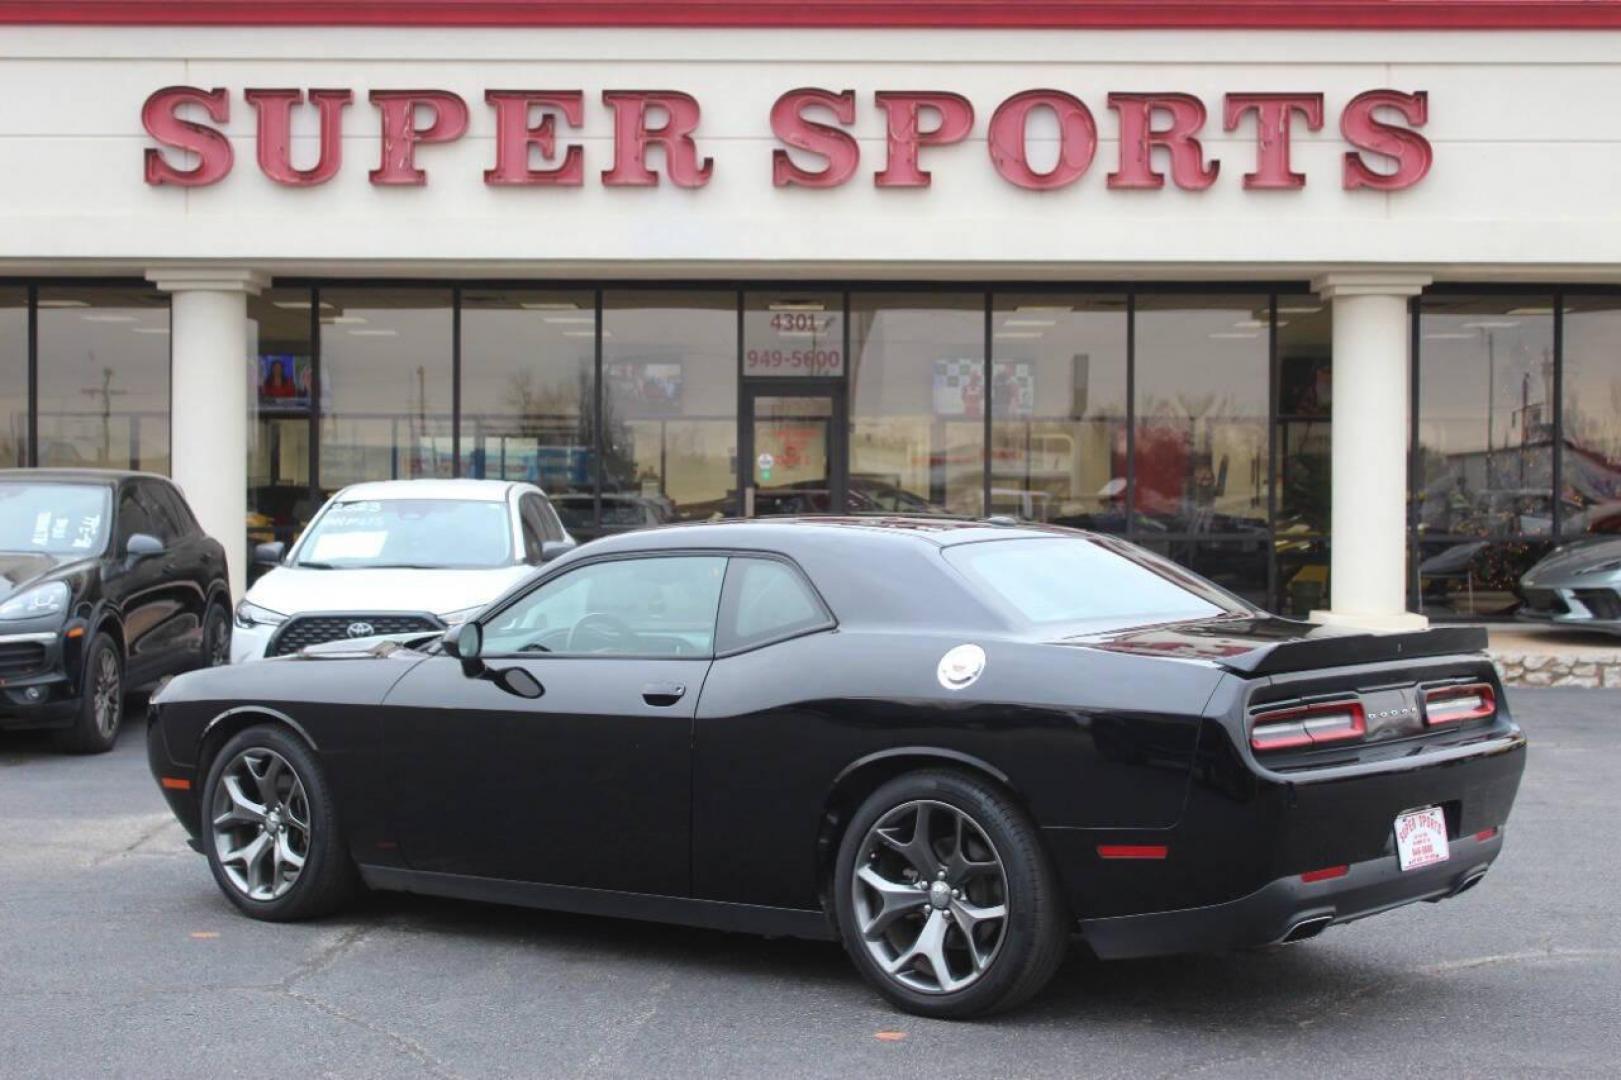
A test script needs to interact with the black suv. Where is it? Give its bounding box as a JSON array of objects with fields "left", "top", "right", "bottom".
[{"left": 0, "top": 470, "right": 231, "bottom": 753}]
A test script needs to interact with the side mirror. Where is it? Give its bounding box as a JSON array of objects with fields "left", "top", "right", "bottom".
[
  {"left": 540, "top": 539, "right": 577, "bottom": 563},
  {"left": 445, "top": 620, "right": 483, "bottom": 662},
  {"left": 125, "top": 533, "right": 164, "bottom": 559},
  {"left": 254, "top": 541, "right": 286, "bottom": 567}
]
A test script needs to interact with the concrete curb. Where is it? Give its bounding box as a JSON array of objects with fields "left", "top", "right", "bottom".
[{"left": 1491, "top": 650, "right": 1621, "bottom": 689}]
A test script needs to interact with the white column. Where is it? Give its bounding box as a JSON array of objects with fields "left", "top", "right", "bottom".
[
  {"left": 1310, "top": 272, "right": 1432, "bottom": 633},
  {"left": 146, "top": 266, "right": 269, "bottom": 602}
]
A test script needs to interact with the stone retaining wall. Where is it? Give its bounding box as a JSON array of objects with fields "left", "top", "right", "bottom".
[{"left": 1491, "top": 651, "right": 1621, "bottom": 689}]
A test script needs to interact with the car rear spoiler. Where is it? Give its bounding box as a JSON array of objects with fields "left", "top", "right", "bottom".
[
  {"left": 1219, "top": 626, "right": 1490, "bottom": 676},
  {"left": 1070, "top": 618, "right": 1490, "bottom": 677}
]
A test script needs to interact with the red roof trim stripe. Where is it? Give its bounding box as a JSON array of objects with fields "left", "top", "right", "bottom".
[{"left": 5, "top": 1, "right": 1621, "bottom": 30}]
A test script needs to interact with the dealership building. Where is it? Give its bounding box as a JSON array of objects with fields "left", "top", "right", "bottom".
[{"left": 2, "top": 0, "right": 1620, "bottom": 628}]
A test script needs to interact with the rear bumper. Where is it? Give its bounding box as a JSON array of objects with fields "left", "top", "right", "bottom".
[{"left": 1080, "top": 829, "right": 1502, "bottom": 960}]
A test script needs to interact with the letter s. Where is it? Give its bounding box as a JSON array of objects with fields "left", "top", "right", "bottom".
[
  {"left": 1341, "top": 90, "right": 1432, "bottom": 191},
  {"left": 143, "top": 86, "right": 233, "bottom": 187}
]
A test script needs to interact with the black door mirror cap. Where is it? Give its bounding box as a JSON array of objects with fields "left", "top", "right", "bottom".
[
  {"left": 253, "top": 541, "right": 286, "bottom": 567},
  {"left": 126, "top": 533, "right": 164, "bottom": 558}
]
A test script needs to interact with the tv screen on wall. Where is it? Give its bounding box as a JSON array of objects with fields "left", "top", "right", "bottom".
[{"left": 257, "top": 354, "right": 312, "bottom": 412}]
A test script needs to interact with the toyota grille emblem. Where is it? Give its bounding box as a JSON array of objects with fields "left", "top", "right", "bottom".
[{"left": 345, "top": 621, "right": 376, "bottom": 639}]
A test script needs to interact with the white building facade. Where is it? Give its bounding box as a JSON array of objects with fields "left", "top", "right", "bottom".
[{"left": 3, "top": 2, "right": 1621, "bottom": 627}]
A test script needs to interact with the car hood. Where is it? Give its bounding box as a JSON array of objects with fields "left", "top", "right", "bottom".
[
  {"left": 1523, "top": 536, "right": 1621, "bottom": 584},
  {"left": 245, "top": 564, "right": 535, "bottom": 618},
  {"left": 1064, "top": 614, "right": 1488, "bottom": 675},
  {"left": 0, "top": 551, "right": 93, "bottom": 599}
]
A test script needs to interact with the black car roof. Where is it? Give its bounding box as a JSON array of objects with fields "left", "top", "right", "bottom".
[
  {"left": 576, "top": 515, "right": 1081, "bottom": 556},
  {"left": 0, "top": 468, "right": 159, "bottom": 486},
  {"left": 560, "top": 517, "right": 1057, "bottom": 632}
]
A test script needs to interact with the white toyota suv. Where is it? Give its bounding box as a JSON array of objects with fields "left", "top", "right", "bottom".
[{"left": 233, "top": 479, "right": 575, "bottom": 662}]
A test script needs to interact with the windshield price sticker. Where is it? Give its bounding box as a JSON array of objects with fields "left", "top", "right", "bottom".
[
  {"left": 1395, "top": 806, "right": 1450, "bottom": 872},
  {"left": 310, "top": 531, "right": 387, "bottom": 562},
  {"left": 72, "top": 515, "right": 101, "bottom": 549}
]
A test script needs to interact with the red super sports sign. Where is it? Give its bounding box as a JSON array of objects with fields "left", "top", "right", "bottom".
[{"left": 142, "top": 86, "right": 1431, "bottom": 192}]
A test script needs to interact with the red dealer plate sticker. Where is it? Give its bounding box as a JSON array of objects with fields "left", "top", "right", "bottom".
[{"left": 1395, "top": 807, "right": 1451, "bottom": 872}]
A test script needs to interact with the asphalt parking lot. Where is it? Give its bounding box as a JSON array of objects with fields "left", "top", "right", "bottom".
[{"left": 2, "top": 689, "right": 1618, "bottom": 1080}]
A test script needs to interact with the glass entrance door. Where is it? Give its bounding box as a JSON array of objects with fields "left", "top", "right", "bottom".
[{"left": 741, "top": 387, "right": 845, "bottom": 517}]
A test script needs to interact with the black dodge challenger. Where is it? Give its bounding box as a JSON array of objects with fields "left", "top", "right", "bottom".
[{"left": 147, "top": 518, "right": 1526, "bottom": 1018}]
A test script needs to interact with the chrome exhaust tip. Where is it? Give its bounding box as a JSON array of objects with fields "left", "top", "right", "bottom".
[{"left": 1281, "top": 914, "right": 1334, "bottom": 943}]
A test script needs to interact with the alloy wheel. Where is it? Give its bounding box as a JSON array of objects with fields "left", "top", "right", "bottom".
[
  {"left": 210, "top": 748, "right": 311, "bottom": 902},
  {"left": 206, "top": 614, "right": 230, "bottom": 667},
  {"left": 92, "top": 648, "right": 121, "bottom": 739},
  {"left": 851, "top": 799, "right": 1010, "bottom": 994}
]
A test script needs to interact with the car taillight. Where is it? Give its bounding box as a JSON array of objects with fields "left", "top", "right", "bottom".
[
  {"left": 1250, "top": 701, "right": 1367, "bottom": 752},
  {"left": 1421, "top": 682, "right": 1496, "bottom": 726}
]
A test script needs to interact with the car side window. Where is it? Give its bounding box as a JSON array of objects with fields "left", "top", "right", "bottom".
[
  {"left": 137, "top": 483, "right": 184, "bottom": 544},
  {"left": 716, "top": 557, "right": 833, "bottom": 653},
  {"left": 517, "top": 495, "right": 547, "bottom": 563},
  {"left": 114, "top": 487, "right": 154, "bottom": 550},
  {"left": 483, "top": 556, "right": 727, "bottom": 658},
  {"left": 152, "top": 483, "right": 199, "bottom": 537},
  {"left": 538, "top": 499, "right": 566, "bottom": 542}
]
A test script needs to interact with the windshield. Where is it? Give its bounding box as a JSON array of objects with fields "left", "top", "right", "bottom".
[
  {"left": 294, "top": 498, "right": 514, "bottom": 569},
  {"left": 943, "top": 536, "right": 1242, "bottom": 630},
  {"left": 0, "top": 482, "right": 111, "bottom": 556}
]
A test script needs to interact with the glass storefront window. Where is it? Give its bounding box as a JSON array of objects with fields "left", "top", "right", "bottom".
[
  {"left": 744, "top": 292, "right": 844, "bottom": 380},
  {"left": 1560, "top": 297, "right": 1621, "bottom": 536},
  {"left": 1274, "top": 297, "right": 1332, "bottom": 534},
  {"left": 461, "top": 288, "right": 597, "bottom": 531},
  {"left": 1133, "top": 295, "right": 1270, "bottom": 536},
  {"left": 850, "top": 292, "right": 985, "bottom": 517},
  {"left": 1415, "top": 294, "right": 1556, "bottom": 617},
  {"left": 1276, "top": 538, "right": 1329, "bottom": 618},
  {"left": 36, "top": 286, "right": 170, "bottom": 473},
  {"left": 602, "top": 290, "right": 737, "bottom": 523},
  {"left": 317, "top": 288, "right": 454, "bottom": 493},
  {"left": 0, "top": 289, "right": 25, "bottom": 468},
  {"left": 988, "top": 293, "right": 1128, "bottom": 530},
  {"left": 1139, "top": 538, "right": 1271, "bottom": 611},
  {"left": 247, "top": 289, "right": 317, "bottom": 577},
  {"left": 1416, "top": 295, "right": 1556, "bottom": 538}
]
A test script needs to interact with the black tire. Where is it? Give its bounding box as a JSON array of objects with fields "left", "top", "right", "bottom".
[
  {"left": 201, "top": 602, "right": 232, "bottom": 668},
  {"left": 833, "top": 769, "right": 1068, "bottom": 1019},
  {"left": 53, "top": 634, "right": 123, "bottom": 755},
  {"left": 201, "top": 724, "right": 358, "bottom": 921}
]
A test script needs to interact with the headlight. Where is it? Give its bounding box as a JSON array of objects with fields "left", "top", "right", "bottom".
[
  {"left": 0, "top": 582, "right": 70, "bottom": 621},
  {"left": 234, "top": 598, "right": 288, "bottom": 629},
  {"left": 439, "top": 606, "right": 484, "bottom": 628}
]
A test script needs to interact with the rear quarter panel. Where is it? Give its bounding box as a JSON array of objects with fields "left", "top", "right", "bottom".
[{"left": 691, "top": 629, "right": 1225, "bottom": 910}]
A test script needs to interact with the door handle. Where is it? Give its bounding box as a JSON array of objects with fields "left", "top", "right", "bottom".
[{"left": 641, "top": 682, "right": 686, "bottom": 707}]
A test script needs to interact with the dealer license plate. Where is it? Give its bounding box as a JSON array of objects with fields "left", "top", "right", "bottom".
[{"left": 1394, "top": 806, "right": 1450, "bottom": 871}]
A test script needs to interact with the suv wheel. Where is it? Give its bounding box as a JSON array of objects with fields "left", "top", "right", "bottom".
[
  {"left": 54, "top": 635, "right": 123, "bottom": 755},
  {"left": 202, "top": 603, "right": 231, "bottom": 668}
]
